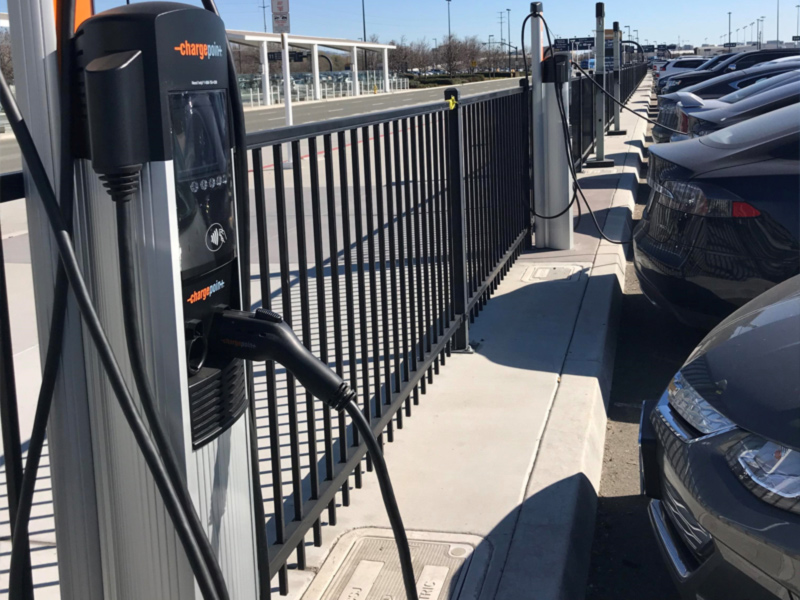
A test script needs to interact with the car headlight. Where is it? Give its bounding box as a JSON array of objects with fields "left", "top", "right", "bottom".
[
  {"left": 667, "top": 371, "right": 736, "bottom": 434},
  {"left": 728, "top": 435, "right": 800, "bottom": 515}
]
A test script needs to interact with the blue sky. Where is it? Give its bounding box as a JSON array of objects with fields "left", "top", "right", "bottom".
[{"left": 3, "top": 0, "right": 799, "bottom": 47}]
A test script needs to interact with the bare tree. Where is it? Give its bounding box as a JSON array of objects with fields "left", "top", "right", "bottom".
[{"left": 0, "top": 30, "right": 13, "bottom": 85}]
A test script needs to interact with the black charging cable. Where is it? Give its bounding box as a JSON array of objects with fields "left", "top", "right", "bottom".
[
  {"left": 0, "top": 66, "right": 223, "bottom": 600},
  {"left": 7, "top": 3, "right": 77, "bottom": 597},
  {"left": 570, "top": 60, "right": 683, "bottom": 134}
]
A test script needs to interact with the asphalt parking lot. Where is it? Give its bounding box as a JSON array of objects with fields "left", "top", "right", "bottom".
[{"left": 585, "top": 159, "right": 706, "bottom": 600}]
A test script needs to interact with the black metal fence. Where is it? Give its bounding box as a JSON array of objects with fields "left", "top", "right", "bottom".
[
  {"left": 244, "top": 83, "right": 530, "bottom": 593},
  {"left": 569, "top": 63, "right": 649, "bottom": 168}
]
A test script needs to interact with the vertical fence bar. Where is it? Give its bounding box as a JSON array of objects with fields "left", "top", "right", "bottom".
[
  {"left": 410, "top": 115, "right": 425, "bottom": 396},
  {"left": 291, "top": 140, "right": 323, "bottom": 547},
  {"left": 273, "top": 143, "right": 307, "bottom": 570},
  {"left": 350, "top": 128, "right": 373, "bottom": 472},
  {"left": 250, "top": 148, "right": 278, "bottom": 598},
  {"left": 324, "top": 134, "right": 351, "bottom": 508},
  {"left": 393, "top": 119, "right": 411, "bottom": 419},
  {"left": 418, "top": 114, "right": 433, "bottom": 381},
  {"left": 401, "top": 119, "right": 418, "bottom": 394},
  {"left": 361, "top": 125, "right": 383, "bottom": 450},
  {"left": 444, "top": 88, "right": 469, "bottom": 350},
  {"left": 383, "top": 121, "right": 403, "bottom": 431},
  {"left": 372, "top": 123, "right": 394, "bottom": 442},
  {"left": 308, "top": 137, "right": 337, "bottom": 527}
]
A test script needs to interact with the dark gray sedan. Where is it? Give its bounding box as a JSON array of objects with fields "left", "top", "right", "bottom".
[
  {"left": 673, "top": 79, "right": 800, "bottom": 139},
  {"left": 640, "top": 275, "right": 800, "bottom": 600}
]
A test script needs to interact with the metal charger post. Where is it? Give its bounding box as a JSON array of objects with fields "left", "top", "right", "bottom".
[
  {"left": 608, "top": 21, "right": 627, "bottom": 136},
  {"left": 539, "top": 51, "right": 574, "bottom": 250},
  {"left": 585, "top": 1, "right": 615, "bottom": 168},
  {"left": 530, "top": 3, "right": 572, "bottom": 250}
]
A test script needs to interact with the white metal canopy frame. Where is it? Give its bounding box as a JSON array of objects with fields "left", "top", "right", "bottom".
[{"left": 226, "top": 29, "right": 396, "bottom": 112}]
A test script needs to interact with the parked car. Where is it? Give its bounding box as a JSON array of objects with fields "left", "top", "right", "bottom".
[
  {"left": 656, "top": 54, "right": 730, "bottom": 92},
  {"left": 652, "top": 60, "right": 800, "bottom": 142},
  {"left": 634, "top": 104, "right": 800, "bottom": 329},
  {"left": 672, "top": 69, "right": 800, "bottom": 131},
  {"left": 658, "top": 49, "right": 800, "bottom": 94},
  {"left": 673, "top": 79, "right": 800, "bottom": 140},
  {"left": 655, "top": 56, "right": 710, "bottom": 82},
  {"left": 639, "top": 273, "right": 800, "bottom": 600}
]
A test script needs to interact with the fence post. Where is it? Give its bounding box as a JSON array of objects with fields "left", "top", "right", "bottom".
[{"left": 444, "top": 88, "right": 470, "bottom": 351}]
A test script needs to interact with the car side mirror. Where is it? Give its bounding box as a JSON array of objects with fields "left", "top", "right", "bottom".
[{"left": 725, "top": 65, "right": 737, "bottom": 72}]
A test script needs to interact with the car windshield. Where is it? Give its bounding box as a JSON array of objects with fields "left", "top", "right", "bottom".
[
  {"left": 719, "top": 70, "right": 800, "bottom": 103},
  {"left": 711, "top": 54, "right": 741, "bottom": 71},
  {"left": 700, "top": 104, "right": 800, "bottom": 148}
]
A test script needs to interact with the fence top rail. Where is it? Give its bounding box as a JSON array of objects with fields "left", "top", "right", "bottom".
[
  {"left": 245, "top": 85, "right": 524, "bottom": 149},
  {"left": 458, "top": 85, "right": 524, "bottom": 106}
]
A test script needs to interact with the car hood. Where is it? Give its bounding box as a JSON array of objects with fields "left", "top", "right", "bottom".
[{"left": 682, "top": 276, "right": 800, "bottom": 448}]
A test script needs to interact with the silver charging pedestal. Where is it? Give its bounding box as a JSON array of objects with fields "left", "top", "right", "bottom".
[{"left": 7, "top": 2, "right": 261, "bottom": 598}]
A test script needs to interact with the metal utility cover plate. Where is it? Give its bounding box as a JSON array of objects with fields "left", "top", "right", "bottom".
[
  {"left": 521, "top": 264, "right": 589, "bottom": 283},
  {"left": 302, "top": 529, "right": 490, "bottom": 600}
]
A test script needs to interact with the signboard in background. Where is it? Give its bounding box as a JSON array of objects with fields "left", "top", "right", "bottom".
[
  {"left": 272, "top": 13, "right": 290, "bottom": 33},
  {"left": 272, "top": 0, "right": 289, "bottom": 33},
  {"left": 271, "top": 0, "right": 289, "bottom": 13},
  {"left": 642, "top": 45, "right": 655, "bottom": 52},
  {"left": 553, "top": 38, "right": 569, "bottom": 50},
  {"left": 657, "top": 44, "right": 667, "bottom": 50},
  {"left": 793, "top": 35, "right": 800, "bottom": 41},
  {"left": 267, "top": 50, "right": 306, "bottom": 62},
  {"left": 576, "top": 37, "right": 594, "bottom": 45},
  {"left": 723, "top": 42, "right": 737, "bottom": 47}
]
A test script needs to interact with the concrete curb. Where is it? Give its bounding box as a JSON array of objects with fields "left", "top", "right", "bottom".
[{"left": 495, "top": 77, "right": 651, "bottom": 600}]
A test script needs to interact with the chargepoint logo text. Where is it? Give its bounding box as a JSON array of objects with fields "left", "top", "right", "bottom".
[
  {"left": 187, "top": 280, "right": 225, "bottom": 304},
  {"left": 173, "top": 40, "right": 224, "bottom": 60}
]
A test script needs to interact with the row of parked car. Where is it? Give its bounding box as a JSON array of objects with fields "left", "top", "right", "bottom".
[{"left": 635, "top": 48, "right": 800, "bottom": 600}]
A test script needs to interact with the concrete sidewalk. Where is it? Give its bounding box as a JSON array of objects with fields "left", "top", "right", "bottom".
[{"left": 288, "top": 76, "right": 652, "bottom": 600}]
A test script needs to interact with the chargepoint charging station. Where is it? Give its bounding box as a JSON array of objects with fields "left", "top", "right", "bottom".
[
  {"left": 530, "top": 2, "right": 574, "bottom": 250},
  {"left": 43, "top": 4, "right": 259, "bottom": 598}
]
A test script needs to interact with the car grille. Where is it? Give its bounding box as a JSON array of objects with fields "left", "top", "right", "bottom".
[
  {"left": 657, "top": 101, "right": 679, "bottom": 129},
  {"left": 661, "top": 478, "right": 714, "bottom": 562}
]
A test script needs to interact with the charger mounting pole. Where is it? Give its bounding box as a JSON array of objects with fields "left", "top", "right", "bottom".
[
  {"left": 585, "top": 2, "right": 615, "bottom": 167},
  {"left": 608, "top": 21, "right": 627, "bottom": 136},
  {"left": 531, "top": 2, "right": 574, "bottom": 250}
]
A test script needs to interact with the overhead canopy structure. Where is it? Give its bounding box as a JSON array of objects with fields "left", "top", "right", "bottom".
[
  {"left": 226, "top": 30, "right": 396, "bottom": 103},
  {"left": 0, "top": 12, "right": 10, "bottom": 27}
]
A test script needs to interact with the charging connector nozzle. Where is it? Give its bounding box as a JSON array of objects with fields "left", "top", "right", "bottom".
[{"left": 210, "top": 308, "right": 356, "bottom": 411}]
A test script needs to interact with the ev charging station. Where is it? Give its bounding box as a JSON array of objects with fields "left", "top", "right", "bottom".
[
  {"left": 4, "top": 1, "right": 418, "bottom": 594},
  {"left": 12, "top": 3, "right": 261, "bottom": 597},
  {"left": 530, "top": 2, "right": 574, "bottom": 251}
]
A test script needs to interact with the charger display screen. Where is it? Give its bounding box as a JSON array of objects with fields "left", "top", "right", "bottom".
[{"left": 169, "top": 90, "right": 236, "bottom": 280}]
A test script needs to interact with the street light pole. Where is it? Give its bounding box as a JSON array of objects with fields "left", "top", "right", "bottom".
[
  {"left": 796, "top": 4, "right": 800, "bottom": 37},
  {"left": 507, "top": 8, "right": 512, "bottom": 72},
  {"left": 777, "top": 0, "right": 781, "bottom": 47},
  {"left": 728, "top": 11, "right": 732, "bottom": 52},
  {"left": 761, "top": 16, "right": 767, "bottom": 48},
  {"left": 361, "top": 0, "right": 368, "bottom": 71},
  {"left": 447, "top": 0, "right": 452, "bottom": 41}
]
